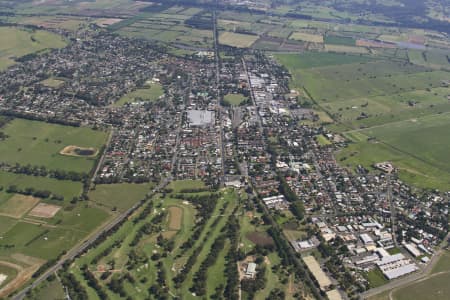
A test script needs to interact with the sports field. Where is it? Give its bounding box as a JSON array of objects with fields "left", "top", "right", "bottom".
[
  {"left": 0, "top": 119, "right": 108, "bottom": 173},
  {"left": 224, "top": 93, "right": 247, "bottom": 106},
  {"left": 114, "top": 83, "right": 164, "bottom": 106},
  {"left": 0, "top": 26, "right": 67, "bottom": 70}
]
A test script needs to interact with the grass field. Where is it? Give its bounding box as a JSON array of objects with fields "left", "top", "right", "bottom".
[
  {"left": 167, "top": 179, "right": 206, "bottom": 193},
  {"left": 113, "top": 83, "right": 164, "bottom": 106},
  {"left": 0, "top": 171, "right": 83, "bottom": 201},
  {"left": 392, "top": 272, "right": 450, "bottom": 300},
  {"left": 337, "top": 113, "right": 450, "bottom": 190},
  {"left": 219, "top": 31, "right": 259, "bottom": 48},
  {"left": 366, "top": 268, "right": 389, "bottom": 288},
  {"left": 275, "top": 51, "right": 450, "bottom": 189},
  {"left": 0, "top": 26, "right": 67, "bottom": 70},
  {"left": 324, "top": 35, "right": 356, "bottom": 46},
  {"left": 289, "top": 32, "right": 323, "bottom": 43},
  {"left": 0, "top": 195, "right": 40, "bottom": 219},
  {"left": 89, "top": 183, "right": 154, "bottom": 212},
  {"left": 40, "top": 78, "right": 65, "bottom": 88},
  {"left": 0, "top": 119, "right": 108, "bottom": 173},
  {"left": 224, "top": 93, "right": 247, "bottom": 106}
]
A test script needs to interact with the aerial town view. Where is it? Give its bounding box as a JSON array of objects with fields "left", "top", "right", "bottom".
[{"left": 0, "top": 0, "right": 448, "bottom": 299}]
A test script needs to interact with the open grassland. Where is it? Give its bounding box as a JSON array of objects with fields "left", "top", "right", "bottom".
[
  {"left": 0, "top": 205, "right": 110, "bottom": 260},
  {"left": 337, "top": 113, "right": 450, "bottom": 190},
  {"left": 89, "top": 183, "right": 154, "bottom": 212},
  {"left": 113, "top": 83, "right": 164, "bottom": 106},
  {"left": 392, "top": 272, "right": 450, "bottom": 300},
  {"left": 0, "top": 26, "right": 67, "bottom": 70},
  {"left": 219, "top": 31, "right": 259, "bottom": 48},
  {"left": 276, "top": 52, "right": 450, "bottom": 190},
  {"left": 0, "top": 119, "right": 108, "bottom": 173},
  {"left": 274, "top": 52, "right": 373, "bottom": 69}
]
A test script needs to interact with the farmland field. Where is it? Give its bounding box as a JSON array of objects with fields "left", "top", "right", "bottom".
[
  {"left": 0, "top": 26, "right": 67, "bottom": 70},
  {"left": 219, "top": 31, "right": 259, "bottom": 48},
  {"left": 289, "top": 32, "right": 323, "bottom": 43},
  {"left": 0, "top": 119, "right": 108, "bottom": 173}
]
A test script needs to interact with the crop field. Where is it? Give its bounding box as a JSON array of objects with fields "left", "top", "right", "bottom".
[
  {"left": 324, "top": 35, "right": 356, "bottom": 46},
  {"left": 0, "top": 26, "right": 67, "bottom": 70},
  {"left": 324, "top": 44, "right": 369, "bottom": 54},
  {"left": 219, "top": 31, "right": 259, "bottom": 48},
  {"left": 114, "top": 7, "right": 213, "bottom": 49},
  {"left": 114, "top": 83, "right": 164, "bottom": 106},
  {"left": 289, "top": 32, "right": 323, "bottom": 43},
  {"left": 0, "top": 118, "right": 108, "bottom": 173},
  {"left": 88, "top": 183, "right": 154, "bottom": 212}
]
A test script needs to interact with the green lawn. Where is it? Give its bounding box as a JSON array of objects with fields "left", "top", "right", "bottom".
[
  {"left": 0, "top": 26, "right": 67, "bottom": 70},
  {"left": 224, "top": 93, "right": 247, "bottom": 106},
  {"left": 366, "top": 268, "right": 389, "bottom": 288},
  {"left": 0, "top": 118, "right": 108, "bottom": 173},
  {"left": 89, "top": 183, "right": 154, "bottom": 212},
  {"left": 316, "top": 134, "right": 331, "bottom": 146},
  {"left": 113, "top": 83, "right": 164, "bottom": 106}
]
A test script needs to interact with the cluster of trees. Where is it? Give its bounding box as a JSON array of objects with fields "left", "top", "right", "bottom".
[
  {"left": 190, "top": 234, "right": 227, "bottom": 296},
  {"left": 6, "top": 185, "right": 63, "bottom": 200},
  {"left": 278, "top": 175, "right": 305, "bottom": 220},
  {"left": 129, "top": 211, "right": 166, "bottom": 247},
  {"left": 178, "top": 193, "right": 219, "bottom": 253},
  {"left": 82, "top": 265, "right": 108, "bottom": 299},
  {"left": 9, "top": 163, "right": 88, "bottom": 182},
  {"left": 223, "top": 214, "right": 240, "bottom": 299},
  {"left": 241, "top": 265, "right": 267, "bottom": 297},
  {"left": 59, "top": 271, "right": 88, "bottom": 300},
  {"left": 1, "top": 110, "right": 81, "bottom": 127},
  {"left": 149, "top": 261, "right": 169, "bottom": 299}
]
